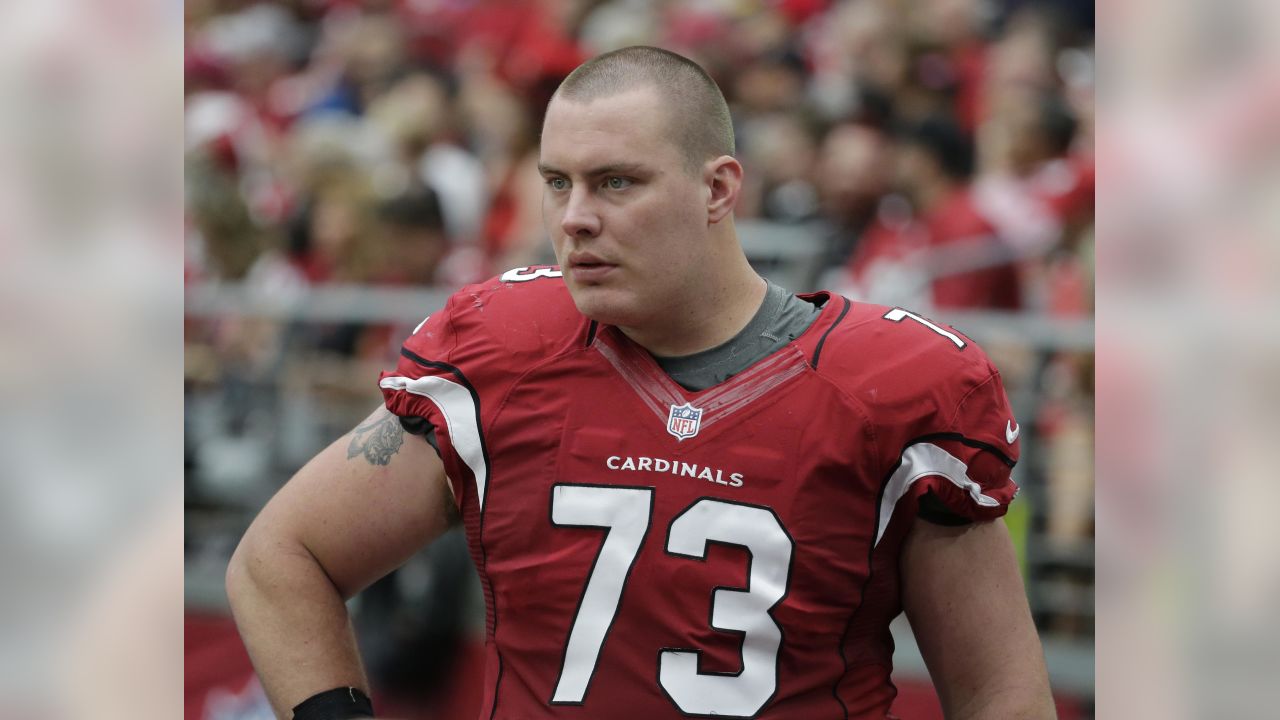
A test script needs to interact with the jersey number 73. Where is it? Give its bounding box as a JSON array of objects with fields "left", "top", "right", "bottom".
[{"left": 549, "top": 484, "right": 794, "bottom": 717}]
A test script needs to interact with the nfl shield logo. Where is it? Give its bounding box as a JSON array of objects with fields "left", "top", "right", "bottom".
[{"left": 666, "top": 402, "right": 703, "bottom": 441}]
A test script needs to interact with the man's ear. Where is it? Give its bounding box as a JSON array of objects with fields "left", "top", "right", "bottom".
[{"left": 704, "top": 155, "right": 743, "bottom": 224}]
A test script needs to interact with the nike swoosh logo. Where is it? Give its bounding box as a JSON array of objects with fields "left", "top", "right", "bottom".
[{"left": 1006, "top": 420, "right": 1020, "bottom": 444}]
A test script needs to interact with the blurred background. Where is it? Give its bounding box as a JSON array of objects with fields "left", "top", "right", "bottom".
[
  {"left": 181, "top": 0, "right": 1094, "bottom": 718},
  {"left": 10, "top": 0, "right": 1280, "bottom": 716}
]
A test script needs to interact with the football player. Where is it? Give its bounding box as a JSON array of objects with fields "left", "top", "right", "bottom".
[{"left": 227, "top": 46, "right": 1055, "bottom": 720}]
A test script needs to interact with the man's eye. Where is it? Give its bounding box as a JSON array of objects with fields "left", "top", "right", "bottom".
[
  {"left": 547, "top": 177, "right": 569, "bottom": 191},
  {"left": 605, "top": 177, "right": 633, "bottom": 190}
]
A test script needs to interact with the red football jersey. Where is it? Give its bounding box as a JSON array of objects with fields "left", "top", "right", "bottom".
[{"left": 379, "top": 267, "right": 1020, "bottom": 719}]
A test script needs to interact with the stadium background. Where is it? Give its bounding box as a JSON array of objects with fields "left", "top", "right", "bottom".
[{"left": 182, "top": 0, "right": 1095, "bottom": 717}]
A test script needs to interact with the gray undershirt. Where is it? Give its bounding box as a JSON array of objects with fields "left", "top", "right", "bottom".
[{"left": 653, "top": 281, "right": 822, "bottom": 392}]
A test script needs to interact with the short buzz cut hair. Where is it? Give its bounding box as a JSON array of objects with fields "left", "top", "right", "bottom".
[{"left": 552, "top": 46, "right": 735, "bottom": 170}]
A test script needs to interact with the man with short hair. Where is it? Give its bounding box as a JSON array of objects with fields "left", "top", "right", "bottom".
[{"left": 227, "top": 46, "right": 1055, "bottom": 720}]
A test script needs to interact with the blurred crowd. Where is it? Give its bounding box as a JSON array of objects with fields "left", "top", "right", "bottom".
[
  {"left": 184, "top": 0, "right": 1095, "bottom": 543},
  {"left": 184, "top": 0, "right": 1095, "bottom": 638},
  {"left": 184, "top": 0, "right": 1094, "bottom": 314},
  {"left": 183, "top": 2, "right": 1096, "bottom": 712}
]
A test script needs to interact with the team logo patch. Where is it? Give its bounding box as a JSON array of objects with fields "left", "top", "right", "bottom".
[{"left": 666, "top": 402, "right": 703, "bottom": 441}]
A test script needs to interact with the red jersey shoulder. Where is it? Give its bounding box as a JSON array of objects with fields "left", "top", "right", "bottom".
[
  {"left": 815, "top": 300, "right": 993, "bottom": 390},
  {"left": 810, "top": 298, "right": 1017, "bottom": 454},
  {"left": 402, "top": 266, "right": 587, "bottom": 367}
]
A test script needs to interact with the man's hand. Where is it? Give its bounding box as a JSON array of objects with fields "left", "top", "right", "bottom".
[
  {"left": 900, "top": 517, "right": 1056, "bottom": 719},
  {"left": 226, "top": 407, "right": 457, "bottom": 719}
]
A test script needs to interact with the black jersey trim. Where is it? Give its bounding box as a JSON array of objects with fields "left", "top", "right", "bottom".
[
  {"left": 398, "top": 346, "right": 505, "bottom": 715},
  {"left": 809, "top": 297, "right": 851, "bottom": 370},
  {"left": 907, "top": 431, "right": 1017, "bottom": 468},
  {"left": 399, "top": 346, "right": 437, "bottom": 369},
  {"left": 488, "top": 651, "right": 504, "bottom": 720},
  {"left": 585, "top": 320, "right": 599, "bottom": 347}
]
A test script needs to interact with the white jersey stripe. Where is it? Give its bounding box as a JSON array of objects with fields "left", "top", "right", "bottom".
[
  {"left": 379, "top": 375, "right": 489, "bottom": 512},
  {"left": 700, "top": 359, "right": 808, "bottom": 431},
  {"left": 875, "top": 442, "right": 1000, "bottom": 547},
  {"left": 593, "top": 339, "right": 678, "bottom": 421},
  {"left": 594, "top": 329, "right": 811, "bottom": 431}
]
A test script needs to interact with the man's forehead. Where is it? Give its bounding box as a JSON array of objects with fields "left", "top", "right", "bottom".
[
  {"left": 545, "top": 85, "right": 662, "bottom": 114},
  {"left": 542, "top": 87, "right": 671, "bottom": 136},
  {"left": 540, "top": 89, "right": 677, "bottom": 171}
]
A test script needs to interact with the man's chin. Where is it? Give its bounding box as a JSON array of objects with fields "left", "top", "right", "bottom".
[{"left": 566, "top": 286, "right": 639, "bottom": 326}]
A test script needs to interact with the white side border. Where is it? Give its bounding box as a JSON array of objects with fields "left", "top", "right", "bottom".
[{"left": 380, "top": 375, "right": 488, "bottom": 511}]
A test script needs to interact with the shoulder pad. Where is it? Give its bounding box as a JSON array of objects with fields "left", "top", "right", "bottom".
[{"left": 403, "top": 266, "right": 587, "bottom": 365}]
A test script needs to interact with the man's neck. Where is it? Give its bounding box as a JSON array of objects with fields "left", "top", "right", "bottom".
[{"left": 618, "top": 267, "right": 768, "bottom": 358}]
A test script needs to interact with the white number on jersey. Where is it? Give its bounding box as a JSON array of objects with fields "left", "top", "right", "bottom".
[
  {"left": 549, "top": 484, "right": 653, "bottom": 704},
  {"left": 549, "top": 487, "right": 794, "bottom": 717},
  {"left": 882, "top": 307, "right": 967, "bottom": 349},
  {"left": 659, "top": 499, "right": 792, "bottom": 717},
  {"left": 501, "top": 266, "right": 564, "bottom": 283}
]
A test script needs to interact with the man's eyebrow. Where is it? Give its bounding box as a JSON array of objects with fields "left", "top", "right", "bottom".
[
  {"left": 537, "top": 162, "right": 649, "bottom": 177},
  {"left": 587, "top": 163, "right": 649, "bottom": 176}
]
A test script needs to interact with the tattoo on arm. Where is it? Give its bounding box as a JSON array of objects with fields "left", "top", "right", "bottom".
[{"left": 347, "top": 412, "right": 405, "bottom": 465}]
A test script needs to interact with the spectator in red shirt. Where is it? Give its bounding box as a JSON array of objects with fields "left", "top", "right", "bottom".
[{"left": 895, "top": 114, "right": 1022, "bottom": 310}]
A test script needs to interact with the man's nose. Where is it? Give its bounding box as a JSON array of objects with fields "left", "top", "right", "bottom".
[{"left": 561, "top": 187, "right": 601, "bottom": 238}]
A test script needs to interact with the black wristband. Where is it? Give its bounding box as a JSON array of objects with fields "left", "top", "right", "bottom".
[{"left": 291, "top": 687, "right": 375, "bottom": 720}]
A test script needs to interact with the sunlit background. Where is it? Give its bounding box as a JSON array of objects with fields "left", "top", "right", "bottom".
[{"left": 2, "top": 0, "right": 1277, "bottom": 717}]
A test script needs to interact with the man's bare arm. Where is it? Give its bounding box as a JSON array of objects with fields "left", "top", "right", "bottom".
[
  {"left": 225, "top": 407, "right": 457, "bottom": 719},
  {"left": 900, "top": 517, "right": 1056, "bottom": 719}
]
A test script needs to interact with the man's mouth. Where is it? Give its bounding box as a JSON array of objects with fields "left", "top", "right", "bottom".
[{"left": 567, "top": 255, "right": 617, "bottom": 281}]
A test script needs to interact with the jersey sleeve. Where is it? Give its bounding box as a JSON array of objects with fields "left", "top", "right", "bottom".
[
  {"left": 377, "top": 271, "right": 584, "bottom": 513},
  {"left": 376, "top": 288, "right": 507, "bottom": 514},
  {"left": 890, "top": 364, "right": 1021, "bottom": 531}
]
